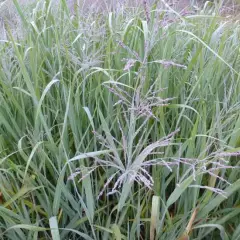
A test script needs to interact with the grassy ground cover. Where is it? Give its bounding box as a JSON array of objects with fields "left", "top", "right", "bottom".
[{"left": 0, "top": 0, "right": 240, "bottom": 239}]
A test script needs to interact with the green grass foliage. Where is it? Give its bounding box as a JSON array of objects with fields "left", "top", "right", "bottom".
[{"left": 0, "top": 0, "right": 240, "bottom": 239}]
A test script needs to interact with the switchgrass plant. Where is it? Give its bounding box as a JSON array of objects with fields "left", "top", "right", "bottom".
[{"left": 0, "top": 0, "right": 240, "bottom": 239}]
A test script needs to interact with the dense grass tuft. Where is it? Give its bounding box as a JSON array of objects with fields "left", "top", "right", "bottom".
[{"left": 0, "top": 1, "right": 240, "bottom": 239}]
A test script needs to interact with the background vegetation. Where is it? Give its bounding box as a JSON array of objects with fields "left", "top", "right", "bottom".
[{"left": 0, "top": 0, "right": 240, "bottom": 239}]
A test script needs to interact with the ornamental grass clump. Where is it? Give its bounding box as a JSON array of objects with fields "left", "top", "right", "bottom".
[{"left": 0, "top": 0, "right": 240, "bottom": 239}]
